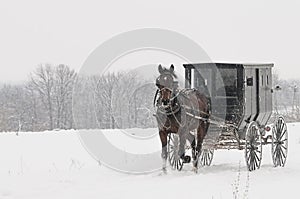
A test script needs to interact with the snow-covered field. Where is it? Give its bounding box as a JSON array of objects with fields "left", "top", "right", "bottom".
[{"left": 0, "top": 123, "right": 300, "bottom": 199}]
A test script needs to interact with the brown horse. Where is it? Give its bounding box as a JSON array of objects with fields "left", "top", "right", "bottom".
[{"left": 155, "top": 64, "right": 210, "bottom": 172}]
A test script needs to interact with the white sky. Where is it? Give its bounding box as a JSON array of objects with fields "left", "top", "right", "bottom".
[{"left": 0, "top": 0, "right": 300, "bottom": 83}]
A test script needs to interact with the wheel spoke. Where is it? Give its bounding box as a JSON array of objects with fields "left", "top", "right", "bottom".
[
  {"left": 170, "top": 152, "right": 174, "bottom": 161},
  {"left": 278, "top": 146, "right": 286, "bottom": 159},
  {"left": 279, "top": 121, "right": 284, "bottom": 133},
  {"left": 276, "top": 147, "right": 282, "bottom": 166},
  {"left": 256, "top": 150, "right": 262, "bottom": 153},
  {"left": 246, "top": 148, "right": 250, "bottom": 155},
  {"left": 277, "top": 119, "right": 282, "bottom": 132},
  {"left": 205, "top": 154, "right": 208, "bottom": 165},
  {"left": 272, "top": 117, "right": 288, "bottom": 167},
  {"left": 272, "top": 129, "right": 277, "bottom": 140},
  {"left": 254, "top": 151, "right": 260, "bottom": 162},
  {"left": 251, "top": 154, "right": 255, "bottom": 170},
  {"left": 201, "top": 153, "right": 205, "bottom": 164},
  {"left": 171, "top": 156, "right": 175, "bottom": 167},
  {"left": 245, "top": 122, "right": 262, "bottom": 171},
  {"left": 281, "top": 144, "right": 287, "bottom": 150},
  {"left": 208, "top": 153, "right": 212, "bottom": 162},
  {"left": 278, "top": 151, "right": 283, "bottom": 166},
  {"left": 247, "top": 151, "right": 252, "bottom": 164},
  {"left": 279, "top": 129, "right": 287, "bottom": 140},
  {"left": 254, "top": 154, "right": 258, "bottom": 169}
]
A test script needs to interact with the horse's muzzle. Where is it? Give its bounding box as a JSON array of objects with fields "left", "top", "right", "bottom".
[{"left": 162, "top": 99, "right": 170, "bottom": 106}]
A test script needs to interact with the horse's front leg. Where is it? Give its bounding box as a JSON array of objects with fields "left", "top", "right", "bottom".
[
  {"left": 178, "top": 127, "right": 191, "bottom": 163},
  {"left": 159, "top": 130, "right": 168, "bottom": 173}
]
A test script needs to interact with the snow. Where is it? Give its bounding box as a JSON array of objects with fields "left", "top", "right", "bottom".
[{"left": 0, "top": 123, "right": 300, "bottom": 199}]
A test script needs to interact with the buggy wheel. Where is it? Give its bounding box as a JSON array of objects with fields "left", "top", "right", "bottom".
[
  {"left": 199, "top": 149, "right": 214, "bottom": 166},
  {"left": 167, "top": 134, "right": 183, "bottom": 171},
  {"left": 272, "top": 116, "right": 288, "bottom": 167},
  {"left": 245, "top": 121, "right": 262, "bottom": 171}
]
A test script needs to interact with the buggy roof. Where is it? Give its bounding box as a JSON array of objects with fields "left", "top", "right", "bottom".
[{"left": 183, "top": 62, "right": 274, "bottom": 69}]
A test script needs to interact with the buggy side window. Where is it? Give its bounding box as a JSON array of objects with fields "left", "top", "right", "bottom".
[
  {"left": 216, "top": 68, "right": 237, "bottom": 96},
  {"left": 246, "top": 77, "right": 253, "bottom": 86}
]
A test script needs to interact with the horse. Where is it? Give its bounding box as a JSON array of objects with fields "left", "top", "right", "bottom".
[{"left": 154, "top": 64, "right": 210, "bottom": 172}]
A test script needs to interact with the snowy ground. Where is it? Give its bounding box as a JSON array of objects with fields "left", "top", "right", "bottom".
[{"left": 0, "top": 123, "right": 299, "bottom": 199}]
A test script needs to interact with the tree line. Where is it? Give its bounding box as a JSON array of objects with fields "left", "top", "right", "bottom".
[
  {"left": 273, "top": 72, "right": 300, "bottom": 122},
  {"left": 0, "top": 64, "right": 298, "bottom": 132},
  {"left": 0, "top": 64, "right": 157, "bottom": 132}
]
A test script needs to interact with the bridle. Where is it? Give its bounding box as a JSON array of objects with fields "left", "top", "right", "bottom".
[
  {"left": 155, "top": 84, "right": 181, "bottom": 116},
  {"left": 154, "top": 68, "right": 186, "bottom": 127},
  {"left": 154, "top": 86, "right": 187, "bottom": 128}
]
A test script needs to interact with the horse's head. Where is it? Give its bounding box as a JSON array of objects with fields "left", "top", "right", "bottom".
[{"left": 156, "top": 64, "right": 177, "bottom": 106}]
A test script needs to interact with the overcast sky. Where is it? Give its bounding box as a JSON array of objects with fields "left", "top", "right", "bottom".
[{"left": 1, "top": 0, "right": 300, "bottom": 83}]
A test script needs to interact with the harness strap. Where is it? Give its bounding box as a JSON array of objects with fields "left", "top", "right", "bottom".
[
  {"left": 181, "top": 105, "right": 210, "bottom": 117},
  {"left": 153, "top": 89, "right": 159, "bottom": 107},
  {"left": 169, "top": 89, "right": 182, "bottom": 101},
  {"left": 157, "top": 104, "right": 181, "bottom": 116}
]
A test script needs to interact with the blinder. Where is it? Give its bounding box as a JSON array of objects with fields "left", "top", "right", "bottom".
[{"left": 156, "top": 74, "right": 174, "bottom": 91}]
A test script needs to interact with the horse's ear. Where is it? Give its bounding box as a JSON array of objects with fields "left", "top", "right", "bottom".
[
  {"left": 170, "top": 64, "right": 174, "bottom": 73},
  {"left": 158, "top": 64, "right": 163, "bottom": 74}
]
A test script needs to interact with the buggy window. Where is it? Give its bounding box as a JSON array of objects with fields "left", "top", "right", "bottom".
[{"left": 216, "top": 68, "right": 237, "bottom": 96}]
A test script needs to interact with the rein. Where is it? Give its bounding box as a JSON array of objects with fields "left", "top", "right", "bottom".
[
  {"left": 154, "top": 88, "right": 186, "bottom": 127},
  {"left": 153, "top": 89, "right": 159, "bottom": 107},
  {"left": 156, "top": 103, "right": 181, "bottom": 116},
  {"left": 154, "top": 88, "right": 181, "bottom": 116},
  {"left": 154, "top": 88, "right": 211, "bottom": 128}
]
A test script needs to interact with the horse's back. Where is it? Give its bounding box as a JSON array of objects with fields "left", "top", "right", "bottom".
[{"left": 179, "top": 88, "right": 210, "bottom": 115}]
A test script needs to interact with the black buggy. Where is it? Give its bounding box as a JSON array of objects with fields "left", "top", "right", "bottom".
[{"left": 167, "top": 63, "right": 288, "bottom": 171}]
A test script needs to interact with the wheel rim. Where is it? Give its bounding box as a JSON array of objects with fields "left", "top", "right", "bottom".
[
  {"left": 272, "top": 116, "right": 288, "bottom": 167},
  {"left": 167, "top": 134, "right": 183, "bottom": 171},
  {"left": 245, "top": 122, "right": 262, "bottom": 171},
  {"left": 199, "top": 149, "right": 214, "bottom": 167}
]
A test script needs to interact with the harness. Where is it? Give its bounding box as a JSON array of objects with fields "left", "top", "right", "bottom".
[
  {"left": 154, "top": 88, "right": 181, "bottom": 115},
  {"left": 154, "top": 88, "right": 211, "bottom": 130}
]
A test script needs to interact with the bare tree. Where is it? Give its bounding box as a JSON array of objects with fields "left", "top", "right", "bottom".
[
  {"left": 54, "top": 64, "right": 76, "bottom": 129},
  {"left": 30, "top": 64, "right": 55, "bottom": 130},
  {"left": 25, "top": 82, "right": 40, "bottom": 131},
  {"left": 0, "top": 84, "right": 32, "bottom": 132},
  {"left": 94, "top": 73, "right": 121, "bottom": 129},
  {"left": 72, "top": 75, "right": 98, "bottom": 129}
]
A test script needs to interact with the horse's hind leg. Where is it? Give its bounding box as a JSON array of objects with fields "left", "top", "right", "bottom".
[
  {"left": 159, "top": 130, "right": 168, "bottom": 172},
  {"left": 194, "top": 122, "right": 206, "bottom": 169},
  {"left": 186, "top": 132, "right": 195, "bottom": 147},
  {"left": 178, "top": 127, "right": 191, "bottom": 163},
  {"left": 186, "top": 132, "right": 197, "bottom": 161}
]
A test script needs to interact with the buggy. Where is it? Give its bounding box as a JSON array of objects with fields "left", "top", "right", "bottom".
[{"left": 167, "top": 63, "right": 288, "bottom": 171}]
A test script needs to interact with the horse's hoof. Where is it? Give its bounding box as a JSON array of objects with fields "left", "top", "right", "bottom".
[
  {"left": 182, "top": 155, "right": 191, "bottom": 163},
  {"left": 193, "top": 167, "right": 198, "bottom": 173},
  {"left": 193, "top": 160, "right": 198, "bottom": 168}
]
